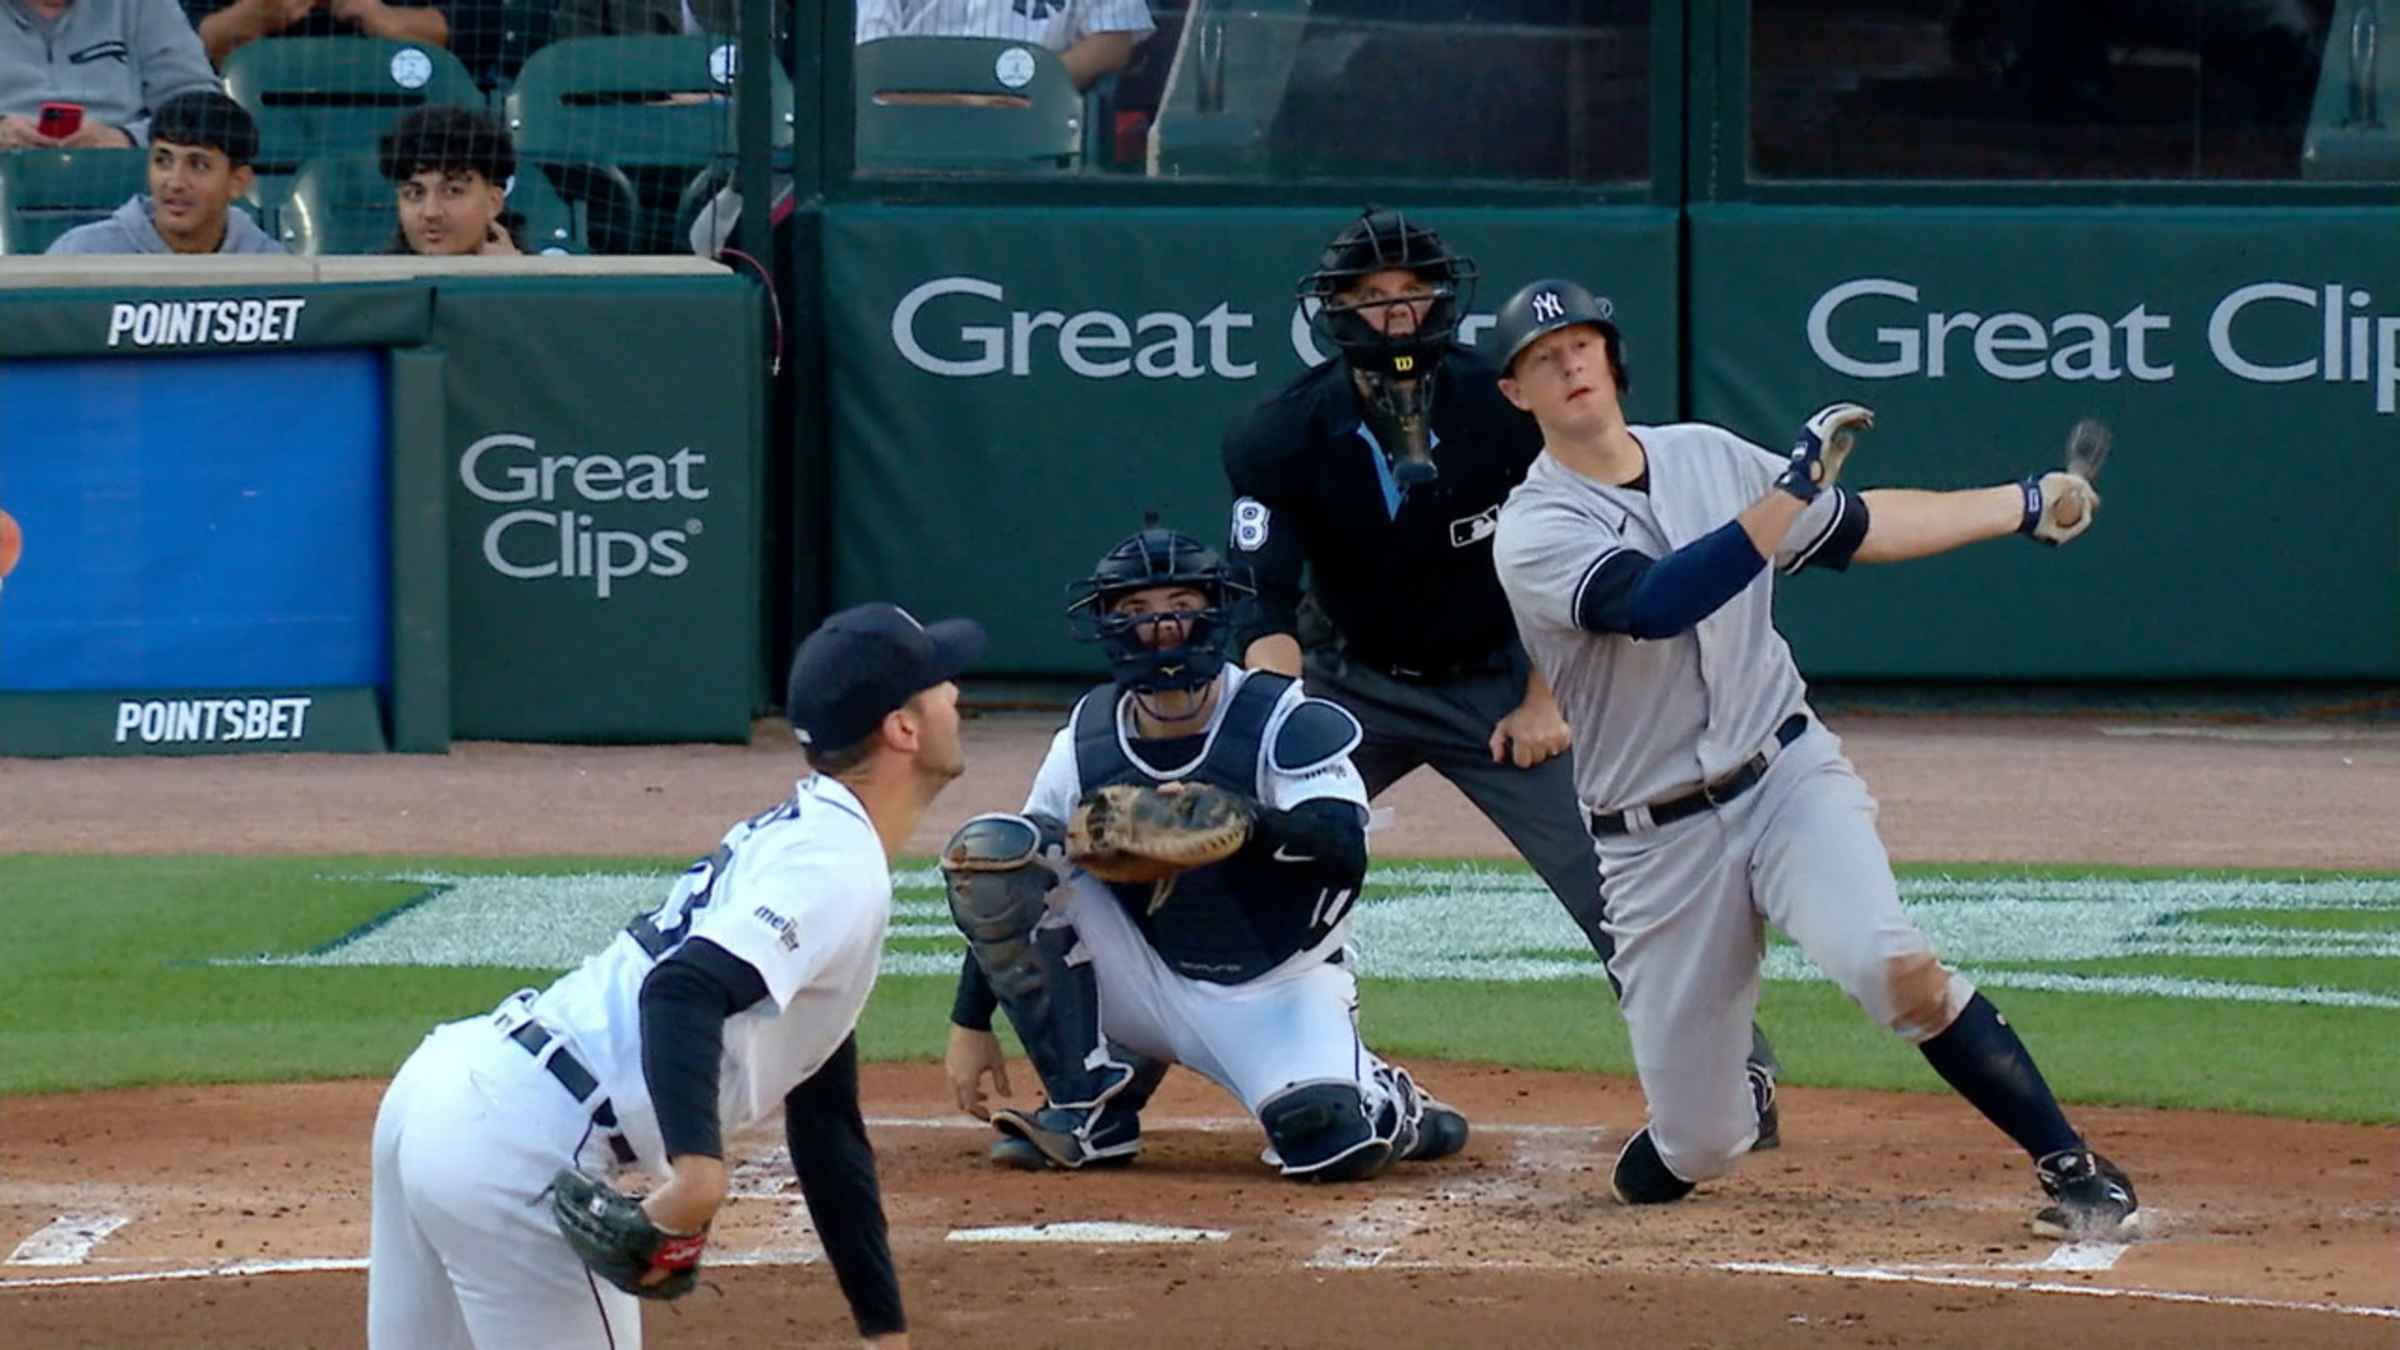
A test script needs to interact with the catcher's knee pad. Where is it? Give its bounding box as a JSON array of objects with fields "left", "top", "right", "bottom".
[
  {"left": 943, "top": 813, "right": 1064, "bottom": 1001},
  {"left": 1257, "top": 1080, "right": 1395, "bottom": 1183}
]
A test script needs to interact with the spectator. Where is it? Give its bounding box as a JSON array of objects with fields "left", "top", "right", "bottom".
[
  {"left": 48, "top": 89, "right": 283, "bottom": 253},
  {"left": 856, "top": 0, "right": 1154, "bottom": 92},
  {"left": 0, "top": 0, "right": 218, "bottom": 147},
  {"left": 188, "top": 0, "right": 448, "bottom": 70},
  {"left": 376, "top": 104, "right": 519, "bottom": 255}
]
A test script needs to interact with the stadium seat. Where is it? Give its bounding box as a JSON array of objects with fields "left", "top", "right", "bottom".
[
  {"left": 506, "top": 35, "right": 791, "bottom": 251},
  {"left": 854, "top": 36, "right": 1082, "bottom": 172},
  {"left": 506, "top": 36, "right": 791, "bottom": 169},
  {"left": 0, "top": 149, "right": 150, "bottom": 254},
  {"left": 223, "top": 38, "right": 485, "bottom": 174},
  {"left": 270, "top": 156, "right": 400, "bottom": 255},
  {"left": 507, "top": 163, "right": 592, "bottom": 254},
  {"left": 449, "top": 0, "right": 556, "bottom": 91}
]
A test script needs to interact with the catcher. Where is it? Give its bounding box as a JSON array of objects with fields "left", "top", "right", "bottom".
[
  {"left": 368, "top": 602, "right": 983, "bottom": 1349},
  {"left": 940, "top": 519, "right": 1469, "bottom": 1180}
]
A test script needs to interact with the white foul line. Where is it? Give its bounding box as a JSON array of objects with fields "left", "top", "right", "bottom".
[
  {"left": 0, "top": 1251, "right": 836, "bottom": 1293},
  {"left": 7, "top": 1215, "right": 131, "bottom": 1267},
  {"left": 948, "top": 1222, "right": 1229, "bottom": 1244},
  {"left": 0, "top": 1257, "right": 367, "bottom": 1290},
  {"left": 1716, "top": 1260, "right": 2398, "bottom": 1320}
]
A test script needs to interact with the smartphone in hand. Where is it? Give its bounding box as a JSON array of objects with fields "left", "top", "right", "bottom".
[{"left": 37, "top": 102, "right": 84, "bottom": 140}]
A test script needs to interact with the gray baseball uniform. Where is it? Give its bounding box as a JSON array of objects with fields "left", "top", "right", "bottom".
[{"left": 1494, "top": 423, "right": 1976, "bottom": 1183}]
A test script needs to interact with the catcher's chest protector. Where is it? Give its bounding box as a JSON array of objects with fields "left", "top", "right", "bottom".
[{"left": 1071, "top": 674, "right": 1326, "bottom": 984}]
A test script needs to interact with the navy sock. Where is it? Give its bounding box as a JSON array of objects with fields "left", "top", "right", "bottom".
[{"left": 1917, "top": 993, "right": 2082, "bottom": 1161}]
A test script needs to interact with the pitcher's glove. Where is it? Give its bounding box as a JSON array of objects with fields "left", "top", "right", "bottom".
[
  {"left": 549, "top": 1167, "right": 708, "bottom": 1301},
  {"left": 1067, "top": 783, "right": 1255, "bottom": 906}
]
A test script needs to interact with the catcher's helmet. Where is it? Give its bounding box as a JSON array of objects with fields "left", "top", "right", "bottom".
[
  {"left": 1491, "top": 277, "right": 1627, "bottom": 391},
  {"left": 1066, "top": 517, "right": 1255, "bottom": 697},
  {"left": 1299, "top": 208, "right": 1480, "bottom": 381}
]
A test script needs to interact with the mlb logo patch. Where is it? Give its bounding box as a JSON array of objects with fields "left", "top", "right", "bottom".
[{"left": 1449, "top": 507, "right": 1498, "bottom": 548}]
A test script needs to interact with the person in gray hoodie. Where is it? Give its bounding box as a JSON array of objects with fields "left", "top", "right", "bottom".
[
  {"left": 1, "top": 0, "right": 218, "bottom": 147},
  {"left": 48, "top": 89, "right": 283, "bottom": 253}
]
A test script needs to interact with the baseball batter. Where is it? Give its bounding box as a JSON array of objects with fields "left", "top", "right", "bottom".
[
  {"left": 1484, "top": 277, "right": 2139, "bottom": 1235},
  {"left": 941, "top": 522, "right": 1468, "bottom": 1181},
  {"left": 368, "top": 602, "right": 983, "bottom": 1349},
  {"left": 1225, "top": 209, "right": 1785, "bottom": 1142}
]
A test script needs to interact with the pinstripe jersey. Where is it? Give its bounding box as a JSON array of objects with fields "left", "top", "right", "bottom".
[
  {"left": 1493, "top": 422, "right": 1854, "bottom": 814},
  {"left": 854, "top": 0, "right": 1156, "bottom": 48}
]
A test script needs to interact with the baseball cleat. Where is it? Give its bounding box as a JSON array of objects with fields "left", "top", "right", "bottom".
[
  {"left": 1747, "top": 1061, "right": 1780, "bottom": 1152},
  {"left": 989, "top": 1103, "right": 1141, "bottom": 1171},
  {"left": 1400, "top": 1100, "right": 1470, "bottom": 1162},
  {"left": 2032, "top": 1148, "right": 2139, "bottom": 1239},
  {"left": 989, "top": 1134, "right": 1138, "bottom": 1170},
  {"left": 1609, "top": 1127, "right": 1697, "bottom": 1205}
]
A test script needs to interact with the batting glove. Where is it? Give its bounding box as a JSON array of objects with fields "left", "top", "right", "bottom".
[{"left": 1777, "top": 402, "right": 1874, "bottom": 503}]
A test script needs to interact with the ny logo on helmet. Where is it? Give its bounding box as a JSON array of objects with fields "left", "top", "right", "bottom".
[{"left": 1530, "top": 292, "right": 1564, "bottom": 322}]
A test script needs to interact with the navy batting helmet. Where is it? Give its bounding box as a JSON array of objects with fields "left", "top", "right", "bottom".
[
  {"left": 1491, "top": 278, "right": 1628, "bottom": 391},
  {"left": 1298, "top": 208, "right": 1480, "bottom": 381},
  {"left": 1066, "top": 517, "right": 1256, "bottom": 697}
]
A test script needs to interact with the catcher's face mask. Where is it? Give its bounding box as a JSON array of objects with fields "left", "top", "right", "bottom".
[{"left": 1066, "top": 523, "right": 1256, "bottom": 699}]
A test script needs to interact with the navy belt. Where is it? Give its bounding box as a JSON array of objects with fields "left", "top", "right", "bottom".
[
  {"left": 1590, "top": 714, "right": 1809, "bottom": 837},
  {"left": 509, "top": 1019, "right": 638, "bottom": 1167}
]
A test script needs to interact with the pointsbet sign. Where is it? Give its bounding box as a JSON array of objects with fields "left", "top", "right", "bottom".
[
  {"left": 114, "top": 696, "right": 314, "bottom": 745},
  {"left": 104, "top": 298, "right": 308, "bottom": 349},
  {"left": 1808, "top": 278, "right": 2400, "bottom": 413},
  {"left": 457, "top": 433, "right": 710, "bottom": 599}
]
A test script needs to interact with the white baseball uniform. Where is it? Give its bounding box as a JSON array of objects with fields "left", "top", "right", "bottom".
[
  {"left": 1025, "top": 667, "right": 1406, "bottom": 1126},
  {"left": 367, "top": 773, "right": 895, "bottom": 1350}
]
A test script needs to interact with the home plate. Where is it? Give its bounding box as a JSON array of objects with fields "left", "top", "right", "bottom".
[{"left": 946, "top": 1222, "right": 1230, "bottom": 1245}]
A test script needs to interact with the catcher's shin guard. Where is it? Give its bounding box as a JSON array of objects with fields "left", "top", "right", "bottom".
[{"left": 944, "top": 813, "right": 1132, "bottom": 1116}]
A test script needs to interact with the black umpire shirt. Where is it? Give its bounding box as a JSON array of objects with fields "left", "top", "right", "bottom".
[{"left": 1222, "top": 344, "right": 1543, "bottom": 675}]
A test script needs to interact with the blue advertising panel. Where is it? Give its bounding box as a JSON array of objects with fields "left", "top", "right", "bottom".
[{"left": 0, "top": 351, "right": 389, "bottom": 692}]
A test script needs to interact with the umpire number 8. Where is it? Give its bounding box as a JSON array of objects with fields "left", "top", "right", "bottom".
[{"left": 1232, "top": 498, "right": 1271, "bottom": 552}]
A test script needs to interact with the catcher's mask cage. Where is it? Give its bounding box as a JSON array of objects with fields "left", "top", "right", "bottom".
[
  {"left": 1299, "top": 208, "right": 1479, "bottom": 490},
  {"left": 1066, "top": 516, "right": 1255, "bottom": 699}
]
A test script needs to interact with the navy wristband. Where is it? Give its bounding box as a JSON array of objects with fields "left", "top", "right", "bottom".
[{"left": 2015, "top": 477, "right": 2044, "bottom": 535}]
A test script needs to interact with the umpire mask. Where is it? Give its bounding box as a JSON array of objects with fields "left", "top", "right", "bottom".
[{"left": 1300, "top": 208, "right": 1479, "bottom": 492}]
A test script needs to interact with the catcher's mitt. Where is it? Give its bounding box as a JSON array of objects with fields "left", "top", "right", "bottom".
[
  {"left": 1067, "top": 783, "right": 1255, "bottom": 905},
  {"left": 549, "top": 1167, "right": 708, "bottom": 1301}
]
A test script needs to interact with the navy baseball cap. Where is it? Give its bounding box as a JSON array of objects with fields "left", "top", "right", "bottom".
[{"left": 784, "top": 602, "right": 986, "bottom": 750}]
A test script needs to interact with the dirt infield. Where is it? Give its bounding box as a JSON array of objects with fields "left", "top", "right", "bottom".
[{"left": 4, "top": 710, "right": 2398, "bottom": 1347}]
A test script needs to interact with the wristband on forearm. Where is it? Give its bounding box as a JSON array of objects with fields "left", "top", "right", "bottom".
[{"left": 2014, "top": 477, "right": 2044, "bottom": 536}]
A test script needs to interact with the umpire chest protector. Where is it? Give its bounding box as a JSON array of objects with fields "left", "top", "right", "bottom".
[{"left": 1070, "top": 672, "right": 1347, "bottom": 984}]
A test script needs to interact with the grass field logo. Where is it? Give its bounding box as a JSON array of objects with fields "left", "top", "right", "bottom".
[{"left": 267, "top": 869, "right": 2400, "bottom": 1011}]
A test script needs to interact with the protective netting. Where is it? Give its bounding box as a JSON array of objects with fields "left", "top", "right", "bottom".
[{"left": 0, "top": 0, "right": 779, "bottom": 256}]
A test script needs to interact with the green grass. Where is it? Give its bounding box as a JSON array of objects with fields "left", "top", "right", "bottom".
[{"left": 3, "top": 853, "right": 2395, "bottom": 1124}]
